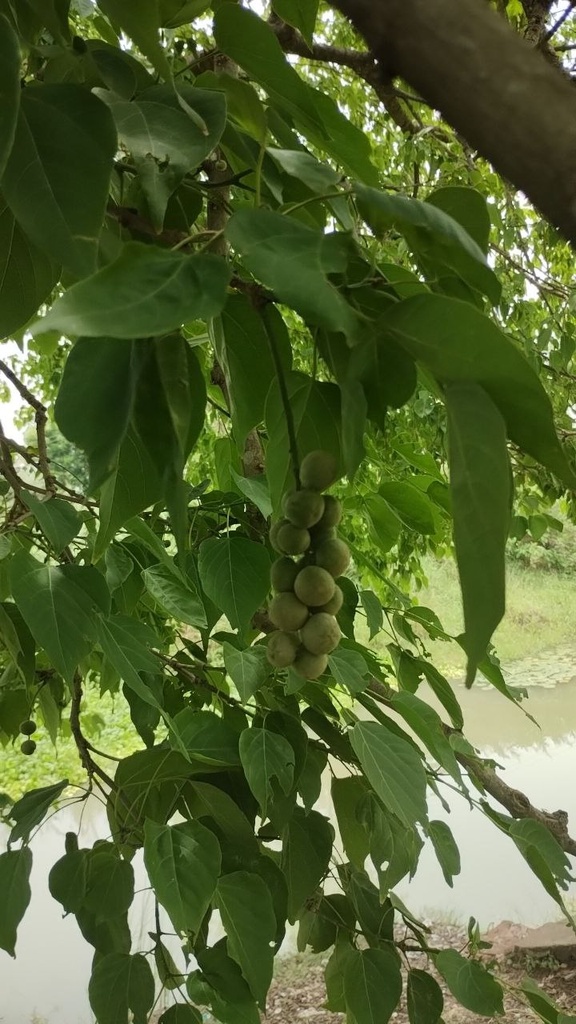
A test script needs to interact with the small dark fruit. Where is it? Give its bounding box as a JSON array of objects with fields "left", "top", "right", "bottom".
[
  {"left": 20, "top": 739, "right": 36, "bottom": 756},
  {"left": 20, "top": 719, "right": 37, "bottom": 736}
]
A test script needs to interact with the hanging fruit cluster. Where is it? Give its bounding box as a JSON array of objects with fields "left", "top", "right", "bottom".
[{"left": 267, "top": 450, "right": 350, "bottom": 679}]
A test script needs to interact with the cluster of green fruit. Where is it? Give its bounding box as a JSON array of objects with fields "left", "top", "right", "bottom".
[
  {"left": 267, "top": 450, "right": 350, "bottom": 680},
  {"left": 20, "top": 719, "right": 37, "bottom": 755}
]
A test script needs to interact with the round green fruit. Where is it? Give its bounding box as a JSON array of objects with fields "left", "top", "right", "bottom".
[
  {"left": 20, "top": 719, "right": 37, "bottom": 736},
  {"left": 269, "top": 519, "right": 289, "bottom": 553},
  {"left": 315, "top": 495, "right": 342, "bottom": 530},
  {"left": 267, "top": 631, "right": 300, "bottom": 668},
  {"left": 282, "top": 489, "right": 325, "bottom": 529},
  {"left": 20, "top": 739, "right": 36, "bottom": 756},
  {"left": 269, "top": 592, "right": 309, "bottom": 631},
  {"left": 315, "top": 538, "right": 351, "bottom": 577},
  {"left": 276, "top": 522, "right": 311, "bottom": 556},
  {"left": 294, "top": 565, "right": 335, "bottom": 607},
  {"left": 300, "top": 612, "right": 341, "bottom": 655},
  {"left": 293, "top": 648, "right": 329, "bottom": 680},
  {"left": 318, "top": 585, "right": 344, "bottom": 615},
  {"left": 300, "top": 450, "right": 338, "bottom": 492},
  {"left": 270, "top": 556, "right": 299, "bottom": 593}
]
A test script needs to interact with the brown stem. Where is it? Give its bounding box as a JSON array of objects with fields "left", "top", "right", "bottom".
[{"left": 70, "top": 671, "right": 116, "bottom": 790}]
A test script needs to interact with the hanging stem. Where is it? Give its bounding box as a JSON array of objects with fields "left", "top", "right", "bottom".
[{"left": 260, "top": 304, "right": 301, "bottom": 489}]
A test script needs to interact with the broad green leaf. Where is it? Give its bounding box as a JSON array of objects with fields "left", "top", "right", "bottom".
[
  {"left": 226, "top": 211, "right": 362, "bottom": 341},
  {"left": 49, "top": 849, "right": 87, "bottom": 914},
  {"left": 348, "top": 337, "right": 417, "bottom": 425},
  {"left": 350, "top": 721, "right": 428, "bottom": 828},
  {"left": 328, "top": 647, "right": 370, "bottom": 694},
  {"left": 89, "top": 952, "right": 156, "bottom": 1024},
  {"left": 158, "top": 1006, "right": 202, "bottom": 1024},
  {"left": 281, "top": 807, "right": 334, "bottom": 922},
  {"left": 426, "top": 186, "right": 491, "bottom": 253},
  {"left": 96, "top": 86, "right": 226, "bottom": 228},
  {"left": 364, "top": 494, "right": 402, "bottom": 553},
  {"left": 391, "top": 692, "right": 462, "bottom": 783},
  {"left": 325, "top": 938, "right": 358, "bottom": 1012},
  {"left": 420, "top": 662, "right": 463, "bottom": 730},
  {"left": 435, "top": 949, "right": 504, "bottom": 1016},
  {"left": 198, "top": 69, "right": 267, "bottom": 144},
  {"left": 55, "top": 338, "right": 135, "bottom": 490},
  {"left": 267, "top": 147, "right": 340, "bottom": 192},
  {"left": 214, "top": 871, "right": 276, "bottom": 1007},
  {"left": 21, "top": 491, "right": 81, "bottom": 553},
  {"left": 344, "top": 947, "right": 402, "bottom": 1024},
  {"left": 10, "top": 552, "right": 109, "bottom": 682},
  {"left": 160, "top": 0, "right": 209, "bottom": 27},
  {"left": 2, "top": 85, "right": 117, "bottom": 278},
  {"left": 95, "top": 615, "right": 162, "bottom": 710},
  {"left": 182, "top": 780, "right": 259, "bottom": 858},
  {"left": 170, "top": 709, "right": 240, "bottom": 766},
  {"left": 340, "top": 378, "right": 366, "bottom": 481},
  {"left": 9, "top": 780, "right": 68, "bottom": 845},
  {"left": 0, "top": 196, "right": 60, "bottom": 339},
  {"left": 144, "top": 819, "right": 221, "bottom": 935},
  {"left": 0, "top": 848, "right": 32, "bottom": 957},
  {"left": 33, "top": 244, "right": 230, "bottom": 339},
  {"left": 239, "top": 727, "right": 295, "bottom": 816},
  {"left": 143, "top": 563, "right": 207, "bottom": 629},
  {"left": 0, "top": 15, "right": 20, "bottom": 177},
  {"left": 510, "top": 818, "right": 574, "bottom": 890},
  {"left": 521, "top": 977, "right": 574, "bottom": 1024},
  {"left": 297, "top": 744, "right": 327, "bottom": 812},
  {"left": 445, "top": 381, "right": 511, "bottom": 682},
  {"left": 407, "top": 969, "right": 444, "bottom": 1024},
  {"left": 155, "top": 337, "right": 206, "bottom": 460},
  {"left": 265, "top": 371, "right": 342, "bottom": 513},
  {"left": 360, "top": 591, "right": 383, "bottom": 640},
  {"left": 346, "top": 870, "right": 394, "bottom": 943},
  {"left": 84, "top": 850, "right": 135, "bottom": 921},
  {"left": 428, "top": 820, "right": 461, "bottom": 887},
  {"left": 386, "top": 294, "right": 576, "bottom": 487},
  {"left": 97, "top": 0, "right": 171, "bottom": 80},
  {"left": 198, "top": 537, "right": 271, "bottom": 633},
  {"left": 331, "top": 776, "right": 370, "bottom": 869},
  {"left": 214, "top": 295, "right": 292, "bottom": 447},
  {"left": 379, "top": 481, "right": 436, "bottom": 535},
  {"left": 356, "top": 184, "right": 500, "bottom": 304},
  {"left": 95, "top": 428, "right": 163, "bottom": 557},
  {"left": 230, "top": 469, "right": 273, "bottom": 520},
  {"left": 0, "top": 602, "right": 35, "bottom": 686},
  {"left": 222, "top": 642, "right": 271, "bottom": 702},
  {"left": 76, "top": 906, "right": 132, "bottom": 957}
]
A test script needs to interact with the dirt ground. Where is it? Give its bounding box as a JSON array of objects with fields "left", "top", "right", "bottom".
[{"left": 266, "top": 923, "right": 576, "bottom": 1023}]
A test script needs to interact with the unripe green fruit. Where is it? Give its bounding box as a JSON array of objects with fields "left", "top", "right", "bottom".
[
  {"left": 316, "top": 538, "right": 351, "bottom": 577},
  {"left": 267, "top": 631, "right": 300, "bottom": 668},
  {"left": 316, "top": 495, "right": 342, "bottom": 529},
  {"left": 300, "top": 450, "right": 338, "bottom": 492},
  {"left": 269, "top": 592, "right": 309, "bottom": 631},
  {"left": 294, "top": 565, "right": 335, "bottom": 607},
  {"left": 20, "top": 719, "right": 37, "bottom": 736},
  {"left": 276, "top": 522, "right": 311, "bottom": 556},
  {"left": 270, "top": 556, "right": 299, "bottom": 593},
  {"left": 300, "top": 612, "right": 341, "bottom": 655},
  {"left": 282, "top": 489, "right": 325, "bottom": 529},
  {"left": 317, "top": 585, "right": 344, "bottom": 615},
  {"left": 20, "top": 739, "right": 36, "bottom": 756},
  {"left": 269, "top": 519, "right": 289, "bottom": 553},
  {"left": 293, "top": 648, "right": 329, "bottom": 680}
]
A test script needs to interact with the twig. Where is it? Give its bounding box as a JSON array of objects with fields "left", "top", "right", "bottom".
[
  {"left": 0, "top": 360, "right": 56, "bottom": 493},
  {"left": 70, "top": 671, "right": 117, "bottom": 790},
  {"left": 542, "top": 0, "right": 576, "bottom": 42}
]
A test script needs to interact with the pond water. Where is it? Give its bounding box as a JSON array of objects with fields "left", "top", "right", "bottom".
[{"left": 2, "top": 644, "right": 576, "bottom": 1024}]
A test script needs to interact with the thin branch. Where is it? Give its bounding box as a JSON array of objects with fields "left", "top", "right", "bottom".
[
  {"left": 542, "top": 0, "right": 576, "bottom": 42},
  {"left": 0, "top": 360, "right": 55, "bottom": 493},
  {"left": 70, "top": 671, "right": 117, "bottom": 790}
]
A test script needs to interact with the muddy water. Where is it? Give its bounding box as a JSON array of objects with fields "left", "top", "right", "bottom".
[{"left": 2, "top": 646, "right": 576, "bottom": 1023}]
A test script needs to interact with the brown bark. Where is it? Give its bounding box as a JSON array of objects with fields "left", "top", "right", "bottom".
[{"left": 330, "top": 0, "right": 576, "bottom": 245}]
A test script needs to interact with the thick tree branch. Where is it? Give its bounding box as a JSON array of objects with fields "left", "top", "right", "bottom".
[{"left": 329, "top": 0, "right": 576, "bottom": 245}]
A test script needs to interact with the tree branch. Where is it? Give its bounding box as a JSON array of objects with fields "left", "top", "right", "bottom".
[{"left": 329, "top": 0, "right": 576, "bottom": 245}]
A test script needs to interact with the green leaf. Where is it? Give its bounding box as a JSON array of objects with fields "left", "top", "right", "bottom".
[
  {"left": 158, "top": 1007, "right": 202, "bottom": 1024},
  {"left": 9, "top": 780, "right": 68, "bottom": 845},
  {"left": 356, "top": 184, "right": 500, "bottom": 304},
  {"left": 170, "top": 709, "right": 240, "bottom": 766},
  {"left": 21, "top": 491, "right": 81, "bottom": 553},
  {"left": 214, "top": 871, "right": 276, "bottom": 1007},
  {"left": 95, "top": 615, "right": 162, "bottom": 710},
  {"left": 386, "top": 294, "right": 576, "bottom": 487},
  {"left": 49, "top": 849, "right": 88, "bottom": 914},
  {"left": 349, "top": 336, "right": 417, "bottom": 424},
  {"left": 0, "top": 848, "right": 32, "bottom": 957},
  {"left": 509, "top": 818, "right": 574, "bottom": 890},
  {"left": 407, "top": 969, "right": 444, "bottom": 1024},
  {"left": 445, "top": 381, "right": 511, "bottom": 682},
  {"left": 239, "top": 727, "right": 295, "bottom": 817},
  {"left": 33, "top": 244, "right": 230, "bottom": 339},
  {"left": 97, "top": 0, "right": 171, "bottom": 80},
  {"left": 360, "top": 591, "right": 383, "bottom": 640},
  {"left": 143, "top": 563, "right": 207, "bottom": 629},
  {"left": 391, "top": 692, "right": 462, "bottom": 783},
  {"left": 230, "top": 469, "right": 273, "bottom": 520},
  {"left": 222, "top": 642, "right": 271, "bottom": 702},
  {"left": 0, "top": 14, "right": 20, "bottom": 177},
  {"left": 271, "top": 0, "right": 318, "bottom": 44},
  {"left": 281, "top": 807, "right": 334, "bottom": 922},
  {"left": 328, "top": 647, "right": 370, "bottom": 694},
  {"left": 364, "top": 494, "right": 402, "bottom": 553},
  {"left": 378, "top": 481, "right": 436, "bottom": 535},
  {"left": 426, "top": 186, "right": 491, "bottom": 253},
  {"left": 214, "top": 295, "right": 292, "bottom": 447},
  {"left": 0, "top": 195, "right": 60, "bottom": 339},
  {"left": 2, "top": 85, "right": 117, "bottom": 278},
  {"left": 89, "top": 952, "right": 156, "bottom": 1024},
  {"left": 344, "top": 947, "right": 402, "bottom": 1024},
  {"left": 198, "top": 537, "right": 271, "bottom": 633},
  {"left": 55, "top": 338, "right": 135, "bottom": 490},
  {"left": 331, "top": 776, "right": 370, "bottom": 870},
  {"left": 226, "top": 211, "right": 362, "bottom": 341},
  {"left": 84, "top": 849, "right": 135, "bottom": 921},
  {"left": 144, "top": 819, "right": 221, "bottom": 936},
  {"left": 428, "top": 820, "right": 461, "bottom": 887},
  {"left": 267, "top": 148, "right": 340, "bottom": 193},
  {"left": 340, "top": 378, "right": 366, "bottom": 481},
  {"left": 10, "top": 552, "right": 109, "bottom": 682},
  {"left": 350, "top": 721, "right": 428, "bottom": 828},
  {"left": 95, "top": 428, "right": 163, "bottom": 557},
  {"left": 435, "top": 949, "right": 504, "bottom": 1016},
  {"left": 325, "top": 938, "right": 358, "bottom": 1012}
]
